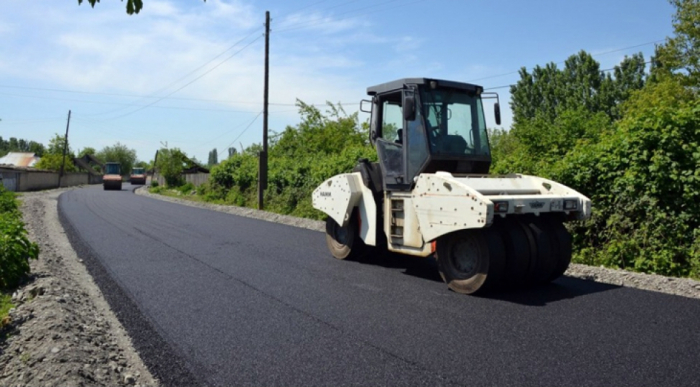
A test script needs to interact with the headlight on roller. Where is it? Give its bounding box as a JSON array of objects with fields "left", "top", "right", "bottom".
[
  {"left": 493, "top": 201, "right": 509, "bottom": 213},
  {"left": 564, "top": 199, "right": 578, "bottom": 210}
]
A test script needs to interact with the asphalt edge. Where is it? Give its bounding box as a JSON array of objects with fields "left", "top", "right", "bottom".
[
  {"left": 57, "top": 191, "right": 210, "bottom": 387},
  {"left": 135, "top": 186, "right": 700, "bottom": 300}
]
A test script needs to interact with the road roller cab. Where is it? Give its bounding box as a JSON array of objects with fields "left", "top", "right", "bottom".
[
  {"left": 130, "top": 167, "right": 147, "bottom": 185},
  {"left": 312, "top": 78, "right": 591, "bottom": 294},
  {"left": 103, "top": 162, "right": 122, "bottom": 191}
]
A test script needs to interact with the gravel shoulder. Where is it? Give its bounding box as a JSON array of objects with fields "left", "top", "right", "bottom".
[
  {"left": 0, "top": 188, "right": 158, "bottom": 387},
  {"left": 137, "top": 187, "right": 700, "bottom": 300}
]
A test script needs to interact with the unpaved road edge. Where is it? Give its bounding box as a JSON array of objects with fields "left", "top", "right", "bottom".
[{"left": 0, "top": 188, "right": 158, "bottom": 386}]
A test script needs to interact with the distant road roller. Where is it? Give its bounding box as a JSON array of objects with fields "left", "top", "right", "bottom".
[
  {"left": 103, "top": 162, "right": 122, "bottom": 191},
  {"left": 312, "top": 78, "right": 591, "bottom": 294}
]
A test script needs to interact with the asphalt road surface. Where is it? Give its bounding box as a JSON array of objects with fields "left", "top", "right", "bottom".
[{"left": 58, "top": 184, "right": 700, "bottom": 387}]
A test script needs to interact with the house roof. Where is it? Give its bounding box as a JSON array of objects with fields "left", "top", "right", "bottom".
[{"left": 0, "top": 152, "right": 40, "bottom": 167}]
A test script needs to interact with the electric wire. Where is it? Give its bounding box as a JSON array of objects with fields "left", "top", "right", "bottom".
[
  {"left": 219, "top": 111, "right": 263, "bottom": 155},
  {"left": 80, "top": 27, "right": 265, "bottom": 117},
  {"left": 484, "top": 60, "right": 654, "bottom": 91},
  {"left": 97, "top": 34, "right": 265, "bottom": 121},
  {"left": 470, "top": 39, "right": 664, "bottom": 83}
]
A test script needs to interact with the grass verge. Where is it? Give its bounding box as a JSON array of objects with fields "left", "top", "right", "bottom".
[{"left": 1, "top": 291, "right": 14, "bottom": 326}]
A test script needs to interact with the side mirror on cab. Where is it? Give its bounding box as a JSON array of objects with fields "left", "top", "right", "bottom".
[
  {"left": 494, "top": 102, "right": 502, "bottom": 126},
  {"left": 403, "top": 94, "right": 415, "bottom": 121}
]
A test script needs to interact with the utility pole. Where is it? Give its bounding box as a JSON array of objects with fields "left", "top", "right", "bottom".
[
  {"left": 152, "top": 149, "right": 159, "bottom": 186},
  {"left": 58, "top": 110, "right": 71, "bottom": 188},
  {"left": 258, "top": 10, "right": 270, "bottom": 210}
]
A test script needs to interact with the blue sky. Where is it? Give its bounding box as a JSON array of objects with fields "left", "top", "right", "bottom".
[{"left": 0, "top": 0, "right": 675, "bottom": 163}]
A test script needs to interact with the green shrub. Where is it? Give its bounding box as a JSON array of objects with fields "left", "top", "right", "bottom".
[
  {"left": 0, "top": 188, "right": 18, "bottom": 214},
  {"left": 553, "top": 80, "right": 700, "bottom": 277},
  {"left": 178, "top": 183, "right": 195, "bottom": 195},
  {"left": 151, "top": 181, "right": 159, "bottom": 188},
  {"left": 205, "top": 101, "right": 375, "bottom": 217},
  {"left": 0, "top": 188, "right": 39, "bottom": 289}
]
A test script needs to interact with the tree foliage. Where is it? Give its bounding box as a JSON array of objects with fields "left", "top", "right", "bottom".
[
  {"left": 96, "top": 142, "right": 137, "bottom": 175},
  {"left": 45, "top": 133, "right": 72, "bottom": 156},
  {"left": 553, "top": 79, "right": 700, "bottom": 277},
  {"left": 35, "top": 133, "right": 77, "bottom": 172},
  {"left": 78, "top": 0, "right": 144, "bottom": 15},
  {"left": 492, "top": 0, "right": 700, "bottom": 278},
  {"left": 653, "top": 0, "right": 700, "bottom": 86},
  {"left": 208, "top": 148, "right": 218, "bottom": 167},
  {"left": 156, "top": 148, "right": 187, "bottom": 187},
  {"left": 78, "top": 147, "right": 97, "bottom": 158},
  {"left": 0, "top": 136, "right": 45, "bottom": 158},
  {"left": 0, "top": 186, "right": 39, "bottom": 289},
  {"left": 510, "top": 51, "right": 647, "bottom": 124},
  {"left": 35, "top": 154, "right": 78, "bottom": 172},
  {"left": 204, "top": 101, "right": 375, "bottom": 218},
  {"left": 77, "top": 0, "right": 205, "bottom": 15}
]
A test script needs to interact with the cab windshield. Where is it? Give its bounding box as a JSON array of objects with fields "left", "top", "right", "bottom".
[
  {"left": 105, "top": 164, "right": 121, "bottom": 175},
  {"left": 420, "top": 88, "right": 490, "bottom": 156},
  {"left": 132, "top": 168, "right": 145, "bottom": 175}
]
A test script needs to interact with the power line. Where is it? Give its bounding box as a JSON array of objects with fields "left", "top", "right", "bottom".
[
  {"left": 0, "top": 92, "right": 260, "bottom": 113},
  {"left": 0, "top": 85, "right": 357, "bottom": 108},
  {"left": 483, "top": 60, "right": 653, "bottom": 91},
  {"left": 276, "top": 0, "right": 332, "bottom": 17},
  {"left": 103, "top": 34, "right": 265, "bottom": 121},
  {"left": 219, "top": 111, "right": 264, "bottom": 155},
  {"left": 82, "top": 28, "right": 265, "bottom": 117},
  {"left": 470, "top": 39, "right": 664, "bottom": 83}
]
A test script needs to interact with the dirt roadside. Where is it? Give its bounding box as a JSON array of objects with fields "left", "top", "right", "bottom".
[{"left": 0, "top": 188, "right": 158, "bottom": 387}]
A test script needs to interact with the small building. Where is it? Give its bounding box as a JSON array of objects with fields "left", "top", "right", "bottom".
[
  {"left": 73, "top": 154, "right": 105, "bottom": 185},
  {"left": 0, "top": 152, "right": 40, "bottom": 167}
]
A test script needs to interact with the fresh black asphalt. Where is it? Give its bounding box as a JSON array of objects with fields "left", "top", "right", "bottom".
[{"left": 58, "top": 184, "right": 700, "bottom": 387}]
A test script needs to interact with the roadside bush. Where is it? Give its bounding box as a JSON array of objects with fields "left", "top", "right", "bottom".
[
  {"left": 0, "top": 187, "right": 18, "bottom": 214},
  {"left": 178, "top": 183, "right": 195, "bottom": 195},
  {"left": 206, "top": 101, "right": 375, "bottom": 219},
  {"left": 150, "top": 181, "right": 159, "bottom": 188},
  {"left": 554, "top": 80, "right": 700, "bottom": 277},
  {"left": 0, "top": 187, "right": 39, "bottom": 289}
]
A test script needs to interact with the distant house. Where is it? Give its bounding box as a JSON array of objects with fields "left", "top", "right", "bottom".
[
  {"left": 0, "top": 152, "right": 40, "bottom": 167},
  {"left": 73, "top": 154, "right": 105, "bottom": 185}
]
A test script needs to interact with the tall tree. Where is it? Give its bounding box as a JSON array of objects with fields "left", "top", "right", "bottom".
[
  {"left": 510, "top": 50, "right": 647, "bottom": 125},
  {"left": 78, "top": 147, "right": 97, "bottom": 158},
  {"left": 156, "top": 148, "right": 187, "bottom": 187},
  {"left": 207, "top": 148, "right": 218, "bottom": 166},
  {"left": 46, "top": 133, "right": 72, "bottom": 156},
  {"left": 652, "top": 0, "right": 700, "bottom": 86},
  {"left": 0, "top": 136, "right": 45, "bottom": 157},
  {"left": 97, "top": 142, "right": 137, "bottom": 175}
]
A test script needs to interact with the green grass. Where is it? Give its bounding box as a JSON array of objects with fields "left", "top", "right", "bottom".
[
  {"left": 150, "top": 186, "right": 220, "bottom": 204},
  {"left": 0, "top": 291, "right": 14, "bottom": 323}
]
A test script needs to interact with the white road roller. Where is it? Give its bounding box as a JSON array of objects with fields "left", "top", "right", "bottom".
[{"left": 312, "top": 78, "right": 591, "bottom": 294}]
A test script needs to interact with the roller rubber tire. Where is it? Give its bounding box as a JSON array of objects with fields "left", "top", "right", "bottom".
[
  {"left": 436, "top": 230, "right": 490, "bottom": 294},
  {"left": 545, "top": 220, "right": 573, "bottom": 282},
  {"left": 499, "top": 219, "right": 533, "bottom": 287},
  {"left": 522, "top": 217, "right": 557, "bottom": 284},
  {"left": 325, "top": 215, "right": 364, "bottom": 260},
  {"left": 482, "top": 227, "right": 507, "bottom": 291}
]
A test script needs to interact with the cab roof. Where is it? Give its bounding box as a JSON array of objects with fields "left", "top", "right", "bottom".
[{"left": 367, "top": 78, "right": 483, "bottom": 96}]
